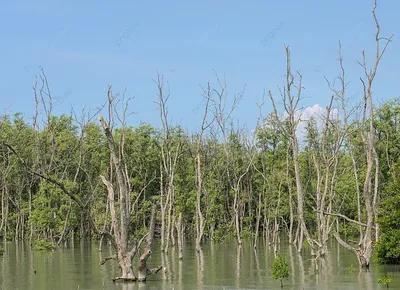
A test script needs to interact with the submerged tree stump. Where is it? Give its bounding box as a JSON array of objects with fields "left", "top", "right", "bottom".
[{"left": 137, "top": 248, "right": 162, "bottom": 282}]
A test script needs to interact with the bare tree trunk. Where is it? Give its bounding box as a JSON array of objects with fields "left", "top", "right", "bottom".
[
  {"left": 195, "top": 84, "right": 213, "bottom": 251},
  {"left": 175, "top": 212, "right": 184, "bottom": 260},
  {"left": 170, "top": 211, "right": 176, "bottom": 248},
  {"left": 286, "top": 147, "right": 294, "bottom": 244},
  {"left": 292, "top": 119, "right": 310, "bottom": 252},
  {"left": 28, "top": 186, "right": 33, "bottom": 245},
  {"left": 195, "top": 153, "right": 205, "bottom": 251},
  {"left": 165, "top": 185, "right": 173, "bottom": 252},
  {"left": 373, "top": 148, "right": 380, "bottom": 241},
  {"left": 253, "top": 189, "right": 262, "bottom": 249},
  {"left": 156, "top": 75, "right": 182, "bottom": 254},
  {"left": 269, "top": 46, "right": 314, "bottom": 253},
  {"left": 159, "top": 161, "right": 166, "bottom": 252}
]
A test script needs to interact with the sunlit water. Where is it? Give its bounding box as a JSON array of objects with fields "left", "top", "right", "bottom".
[{"left": 1, "top": 238, "right": 400, "bottom": 289}]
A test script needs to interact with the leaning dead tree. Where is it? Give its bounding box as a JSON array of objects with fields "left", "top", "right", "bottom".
[
  {"left": 332, "top": 0, "right": 393, "bottom": 268},
  {"left": 99, "top": 86, "right": 162, "bottom": 281}
]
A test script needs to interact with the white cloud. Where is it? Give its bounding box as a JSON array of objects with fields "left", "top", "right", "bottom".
[
  {"left": 293, "top": 104, "right": 339, "bottom": 144},
  {"left": 257, "top": 103, "right": 339, "bottom": 146}
]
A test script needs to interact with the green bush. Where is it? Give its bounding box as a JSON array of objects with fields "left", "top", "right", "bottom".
[
  {"left": 375, "top": 193, "right": 400, "bottom": 264},
  {"left": 378, "top": 275, "right": 392, "bottom": 289},
  {"left": 347, "top": 264, "right": 356, "bottom": 274},
  {"left": 34, "top": 239, "right": 56, "bottom": 251},
  {"left": 271, "top": 254, "right": 289, "bottom": 287}
]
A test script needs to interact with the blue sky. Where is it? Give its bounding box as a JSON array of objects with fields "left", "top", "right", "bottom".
[{"left": 1, "top": 0, "right": 399, "bottom": 131}]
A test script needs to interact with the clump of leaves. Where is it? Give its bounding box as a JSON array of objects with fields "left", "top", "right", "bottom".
[
  {"left": 347, "top": 264, "right": 356, "bottom": 274},
  {"left": 0, "top": 246, "right": 4, "bottom": 256},
  {"left": 378, "top": 276, "right": 392, "bottom": 289},
  {"left": 271, "top": 254, "right": 289, "bottom": 287},
  {"left": 34, "top": 239, "right": 56, "bottom": 251}
]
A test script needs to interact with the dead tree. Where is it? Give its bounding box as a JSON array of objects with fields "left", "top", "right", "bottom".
[
  {"left": 211, "top": 74, "right": 251, "bottom": 246},
  {"left": 327, "top": 42, "right": 364, "bottom": 245},
  {"left": 137, "top": 203, "right": 163, "bottom": 282},
  {"left": 286, "top": 145, "right": 294, "bottom": 244},
  {"left": 99, "top": 86, "right": 161, "bottom": 281},
  {"left": 268, "top": 46, "right": 314, "bottom": 252},
  {"left": 194, "top": 83, "right": 214, "bottom": 252},
  {"left": 252, "top": 97, "right": 282, "bottom": 249},
  {"left": 155, "top": 75, "right": 182, "bottom": 254},
  {"left": 332, "top": 0, "right": 393, "bottom": 268},
  {"left": 306, "top": 96, "right": 345, "bottom": 270}
]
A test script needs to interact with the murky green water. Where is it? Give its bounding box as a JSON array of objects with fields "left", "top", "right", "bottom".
[{"left": 1, "top": 239, "right": 400, "bottom": 289}]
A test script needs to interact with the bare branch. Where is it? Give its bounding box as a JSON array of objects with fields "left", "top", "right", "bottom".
[{"left": 100, "top": 255, "right": 117, "bottom": 265}]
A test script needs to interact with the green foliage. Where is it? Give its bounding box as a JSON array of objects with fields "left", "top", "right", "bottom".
[
  {"left": 31, "top": 181, "right": 76, "bottom": 235},
  {"left": 271, "top": 254, "right": 289, "bottom": 287},
  {"left": 375, "top": 229, "right": 400, "bottom": 264},
  {"left": 302, "top": 239, "right": 310, "bottom": 250},
  {"left": 34, "top": 239, "right": 56, "bottom": 251},
  {"left": 347, "top": 264, "right": 356, "bottom": 274},
  {"left": 378, "top": 276, "right": 392, "bottom": 288},
  {"left": 375, "top": 162, "right": 400, "bottom": 264},
  {"left": 1, "top": 96, "right": 400, "bottom": 262},
  {"left": 241, "top": 228, "right": 253, "bottom": 239},
  {"left": 130, "top": 227, "right": 148, "bottom": 241}
]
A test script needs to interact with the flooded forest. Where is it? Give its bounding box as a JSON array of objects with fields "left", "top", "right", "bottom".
[{"left": 1, "top": 1, "right": 400, "bottom": 289}]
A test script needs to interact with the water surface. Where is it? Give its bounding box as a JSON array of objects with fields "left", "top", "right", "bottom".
[{"left": 1, "top": 239, "right": 399, "bottom": 289}]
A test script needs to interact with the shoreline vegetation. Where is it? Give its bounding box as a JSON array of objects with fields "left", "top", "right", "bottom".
[{"left": 1, "top": 0, "right": 399, "bottom": 284}]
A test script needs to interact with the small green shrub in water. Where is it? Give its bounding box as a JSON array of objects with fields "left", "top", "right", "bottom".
[
  {"left": 347, "top": 264, "right": 356, "bottom": 274},
  {"left": 378, "top": 276, "right": 392, "bottom": 289},
  {"left": 271, "top": 254, "right": 289, "bottom": 287},
  {"left": 34, "top": 239, "right": 55, "bottom": 251}
]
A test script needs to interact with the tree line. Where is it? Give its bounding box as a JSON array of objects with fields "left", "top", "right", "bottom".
[{"left": 1, "top": 0, "right": 399, "bottom": 281}]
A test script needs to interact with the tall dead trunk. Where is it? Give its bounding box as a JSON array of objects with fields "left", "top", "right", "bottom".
[
  {"left": 156, "top": 75, "right": 182, "bottom": 253},
  {"left": 269, "top": 46, "right": 314, "bottom": 253},
  {"left": 159, "top": 161, "right": 166, "bottom": 252},
  {"left": 195, "top": 152, "right": 205, "bottom": 251},
  {"left": 175, "top": 212, "right": 184, "bottom": 260},
  {"left": 286, "top": 146, "right": 294, "bottom": 244},
  {"left": 331, "top": 0, "right": 392, "bottom": 267},
  {"left": 253, "top": 187, "right": 262, "bottom": 249},
  {"left": 194, "top": 84, "right": 213, "bottom": 251}
]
